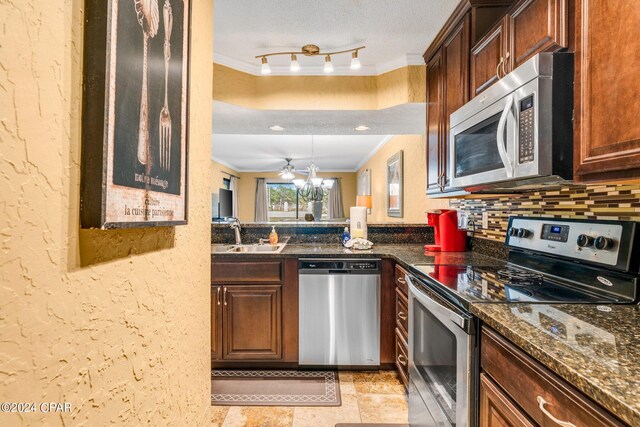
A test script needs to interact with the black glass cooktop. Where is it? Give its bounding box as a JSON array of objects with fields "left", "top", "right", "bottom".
[{"left": 410, "top": 263, "right": 626, "bottom": 306}]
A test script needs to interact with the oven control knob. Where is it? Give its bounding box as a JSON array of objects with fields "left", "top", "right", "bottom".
[
  {"left": 508, "top": 227, "right": 520, "bottom": 237},
  {"left": 577, "top": 234, "right": 594, "bottom": 248},
  {"left": 517, "top": 228, "right": 530, "bottom": 238},
  {"left": 594, "top": 236, "right": 613, "bottom": 250}
]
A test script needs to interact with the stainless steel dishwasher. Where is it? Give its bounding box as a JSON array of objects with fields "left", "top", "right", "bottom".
[{"left": 298, "top": 258, "right": 381, "bottom": 367}]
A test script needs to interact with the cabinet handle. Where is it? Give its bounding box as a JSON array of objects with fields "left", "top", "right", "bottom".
[
  {"left": 502, "top": 52, "right": 510, "bottom": 77},
  {"left": 398, "top": 311, "right": 407, "bottom": 321},
  {"left": 496, "top": 56, "right": 504, "bottom": 79},
  {"left": 537, "top": 396, "right": 576, "bottom": 427},
  {"left": 216, "top": 286, "right": 221, "bottom": 306},
  {"left": 397, "top": 276, "right": 406, "bottom": 285},
  {"left": 397, "top": 354, "right": 407, "bottom": 366},
  {"left": 223, "top": 287, "right": 228, "bottom": 306}
]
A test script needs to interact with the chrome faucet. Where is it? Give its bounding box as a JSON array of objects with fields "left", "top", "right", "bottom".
[{"left": 229, "top": 218, "right": 242, "bottom": 245}]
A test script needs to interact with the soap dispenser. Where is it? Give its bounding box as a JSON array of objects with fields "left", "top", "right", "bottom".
[{"left": 269, "top": 226, "right": 278, "bottom": 245}]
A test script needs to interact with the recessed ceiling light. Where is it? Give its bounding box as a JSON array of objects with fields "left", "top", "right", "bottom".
[
  {"left": 270, "top": 125, "right": 285, "bottom": 131},
  {"left": 355, "top": 125, "right": 370, "bottom": 131}
]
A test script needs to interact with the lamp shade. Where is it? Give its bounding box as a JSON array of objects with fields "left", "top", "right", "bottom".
[{"left": 356, "top": 195, "right": 372, "bottom": 209}]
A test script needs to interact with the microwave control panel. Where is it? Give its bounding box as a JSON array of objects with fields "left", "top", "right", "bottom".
[{"left": 518, "top": 95, "right": 535, "bottom": 164}]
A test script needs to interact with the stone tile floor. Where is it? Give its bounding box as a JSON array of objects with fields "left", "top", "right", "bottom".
[{"left": 211, "top": 370, "right": 409, "bottom": 427}]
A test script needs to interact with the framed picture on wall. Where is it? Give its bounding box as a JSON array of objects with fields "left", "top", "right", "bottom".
[
  {"left": 80, "top": 0, "right": 191, "bottom": 228},
  {"left": 387, "top": 151, "right": 403, "bottom": 218}
]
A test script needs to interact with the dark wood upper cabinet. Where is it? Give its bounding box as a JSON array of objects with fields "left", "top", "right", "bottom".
[
  {"left": 574, "top": 0, "right": 640, "bottom": 182},
  {"left": 470, "top": 0, "right": 567, "bottom": 98},
  {"left": 471, "top": 21, "right": 506, "bottom": 98},
  {"left": 426, "top": 50, "right": 444, "bottom": 194},
  {"left": 442, "top": 14, "right": 471, "bottom": 189},
  {"left": 506, "top": 0, "right": 568, "bottom": 69},
  {"left": 426, "top": 14, "right": 471, "bottom": 194},
  {"left": 222, "top": 284, "right": 282, "bottom": 360},
  {"left": 211, "top": 286, "right": 222, "bottom": 360}
]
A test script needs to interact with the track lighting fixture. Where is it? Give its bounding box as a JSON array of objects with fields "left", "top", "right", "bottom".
[{"left": 256, "top": 44, "right": 365, "bottom": 74}]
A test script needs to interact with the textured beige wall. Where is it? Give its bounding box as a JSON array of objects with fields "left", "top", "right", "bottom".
[
  {"left": 236, "top": 172, "right": 357, "bottom": 222},
  {"left": 0, "top": 0, "right": 212, "bottom": 425},
  {"left": 212, "top": 64, "right": 425, "bottom": 110},
  {"left": 357, "top": 135, "right": 449, "bottom": 223}
]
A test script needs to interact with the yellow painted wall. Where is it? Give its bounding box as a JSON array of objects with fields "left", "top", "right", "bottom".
[
  {"left": 212, "top": 64, "right": 426, "bottom": 110},
  {"left": 0, "top": 0, "right": 212, "bottom": 425},
  {"left": 236, "top": 172, "right": 358, "bottom": 222},
  {"left": 357, "top": 135, "right": 449, "bottom": 223},
  {"left": 211, "top": 159, "right": 238, "bottom": 193}
]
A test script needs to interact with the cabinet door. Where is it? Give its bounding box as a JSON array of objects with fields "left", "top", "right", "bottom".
[
  {"left": 480, "top": 374, "right": 535, "bottom": 427},
  {"left": 222, "top": 285, "right": 282, "bottom": 360},
  {"left": 506, "top": 0, "right": 568, "bottom": 71},
  {"left": 426, "top": 50, "right": 444, "bottom": 194},
  {"left": 574, "top": 0, "right": 640, "bottom": 181},
  {"left": 442, "top": 14, "right": 471, "bottom": 189},
  {"left": 211, "top": 286, "right": 222, "bottom": 360},
  {"left": 470, "top": 20, "right": 506, "bottom": 98}
]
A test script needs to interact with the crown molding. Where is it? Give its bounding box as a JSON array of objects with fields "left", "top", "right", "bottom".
[
  {"left": 376, "top": 54, "right": 425, "bottom": 75},
  {"left": 214, "top": 53, "right": 425, "bottom": 77},
  {"left": 211, "top": 155, "right": 242, "bottom": 172},
  {"left": 355, "top": 135, "right": 394, "bottom": 171}
]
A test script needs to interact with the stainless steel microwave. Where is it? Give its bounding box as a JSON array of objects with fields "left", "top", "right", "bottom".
[{"left": 449, "top": 53, "right": 574, "bottom": 191}]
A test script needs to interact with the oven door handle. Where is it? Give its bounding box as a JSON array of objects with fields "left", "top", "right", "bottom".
[
  {"left": 406, "top": 274, "right": 469, "bottom": 332},
  {"left": 497, "top": 94, "right": 514, "bottom": 178}
]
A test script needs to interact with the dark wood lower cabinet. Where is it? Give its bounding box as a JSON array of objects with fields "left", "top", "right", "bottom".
[
  {"left": 211, "top": 286, "right": 222, "bottom": 360},
  {"left": 212, "top": 258, "right": 297, "bottom": 367},
  {"left": 480, "top": 373, "right": 535, "bottom": 427},
  {"left": 222, "top": 285, "right": 282, "bottom": 360},
  {"left": 481, "top": 326, "right": 625, "bottom": 427}
]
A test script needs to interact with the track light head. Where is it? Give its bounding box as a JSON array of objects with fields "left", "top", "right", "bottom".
[{"left": 323, "top": 55, "right": 334, "bottom": 73}]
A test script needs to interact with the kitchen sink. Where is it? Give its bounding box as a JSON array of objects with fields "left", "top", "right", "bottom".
[
  {"left": 211, "top": 244, "right": 236, "bottom": 253},
  {"left": 229, "top": 243, "right": 286, "bottom": 253},
  {"left": 211, "top": 241, "right": 288, "bottom": 254}
]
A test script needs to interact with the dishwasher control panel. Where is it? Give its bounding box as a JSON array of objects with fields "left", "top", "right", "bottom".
[{"left": 299, "top": 259, "right": 381, "bottom": 273}]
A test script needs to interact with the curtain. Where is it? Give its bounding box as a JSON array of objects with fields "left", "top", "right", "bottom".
[
  {"left": 229, "top": 176, "right": 239, "bottom": 219},
  {"left": 327, "top": 178, "right": 344, "bottom": 219},
  {"left": 254, "top": 178, "right": 269, "bottom": 222}
]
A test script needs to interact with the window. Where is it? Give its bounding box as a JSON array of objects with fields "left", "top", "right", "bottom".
[
  {"left": 222, "top": 177, "right": 231, "bottom": 190},
  {"left": 267, "top": 182, "right": 329, "bottom": 221}
]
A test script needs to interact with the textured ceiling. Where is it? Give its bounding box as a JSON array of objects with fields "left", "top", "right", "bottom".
[
  {"left": 212, "top": 101, "right": 426, "bottom": 135},
  {"left": 212, "top": 134, "right": 393, "bottom": 172},
  {"left": 213, "top": 0, "right": 462, "bottom": 75},
  {"left": 211, "top": 100, "right": 425, "bottom": 171}
]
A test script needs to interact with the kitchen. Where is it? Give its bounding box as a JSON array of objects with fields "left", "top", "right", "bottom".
[{"left": 2, "top": 1, "right": 640, "bottom": 427}]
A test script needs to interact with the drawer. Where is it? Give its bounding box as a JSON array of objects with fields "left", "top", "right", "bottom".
[
  {"left": 395, "top": 287, "right": 408, "bottom": 340},
  {"left": 395, "top": 328, "right": 409, "bottom": 388},
  {"left": 395, "top": 264, "right": 408, "bottom": 295},
  {"left": 481, "top": 326, "right": 624, "bottom": 427},
  {"left": 212, "top": 261, "right": 282, "bottom": 283}
]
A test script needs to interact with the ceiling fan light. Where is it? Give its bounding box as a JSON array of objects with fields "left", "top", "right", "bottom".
[
  {"left": 324, "top": 55, "right": 334, "bottom": 73},
  {"left": 350, "top": 51, "right": 361, "bottom": 70},
  {"left": 290, "top": 54, "right": 300, "bottom": 72},
  {"left": 261, "top": 57, "right": 271, "bottom": 75}
]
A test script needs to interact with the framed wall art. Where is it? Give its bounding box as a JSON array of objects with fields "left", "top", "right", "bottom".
[
  {"left": 81, "top": 0, "right": 191, "bottom": 228},
  {"left": 386, "top": 150, "right": 403, "bottom": 218}
]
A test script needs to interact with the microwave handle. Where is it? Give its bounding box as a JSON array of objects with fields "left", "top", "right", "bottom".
[{"left": 497, "top": 95, "right": 514, "bottom": 177}]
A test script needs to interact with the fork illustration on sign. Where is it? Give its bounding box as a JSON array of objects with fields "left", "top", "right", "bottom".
[
  {"left": 135, "top": 0, "right": 159, "bottom": 167},
  {"left": 159, "top": 0, "right": 173, "bottom": 171}
]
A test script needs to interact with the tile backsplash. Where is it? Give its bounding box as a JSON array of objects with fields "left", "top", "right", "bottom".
[{"left": 449, "top": 183, "right": 640, "bottom": 242}]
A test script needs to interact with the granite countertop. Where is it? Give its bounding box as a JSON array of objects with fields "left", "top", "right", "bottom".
[
  {"left": 212, "top": 243, "right": 503, "bottom": 268},
  {"left": 472, "top": 303, "right": 640, "bottom": 426}
]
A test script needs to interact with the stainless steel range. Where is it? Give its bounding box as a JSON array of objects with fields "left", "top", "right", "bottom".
[{"left": 406, "top": 217, "right": 639, "bottom": 427}]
